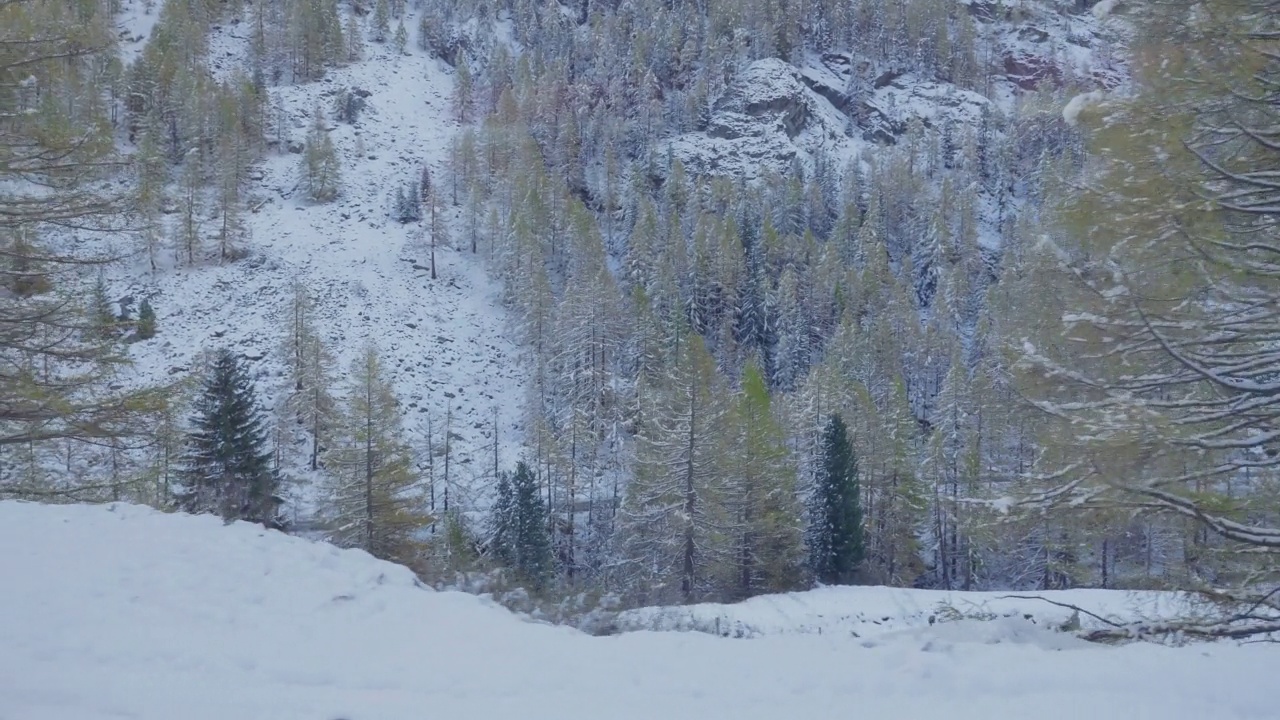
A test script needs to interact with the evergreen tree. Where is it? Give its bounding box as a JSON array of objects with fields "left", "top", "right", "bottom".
[
  {"left": 136, "top": 298, "right": 157, "bottom": 340},
  {"left": 489, "top": 469, "right": 517, "bottom": 566},
  {"left": 510, "top": 460, "right": 553, "bottom": 589},
  {"left": 178, "top": 349, "right": 283, "bottom": 528},
  {"left": 808, "top": 413, "right": 864, "bottom": 585}
]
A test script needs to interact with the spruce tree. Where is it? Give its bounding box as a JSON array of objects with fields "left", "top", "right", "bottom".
[
  {"left": 808, "top": 414, "right": 864, "bottom": 585},
  {"left": 489, "top": 469, "right": 517, "bottom": 566},
  {"left": 89, "top": 273, "right": 116, "bottom": 340},
  {"left": 511, "top": 461, "right": 553, "bottom": 589},
  {"left": 178, "top": 349, "right": 283, "bottom": 528},
  {"left": 136, "top": 298, "right": 157, "bottom": 340}
]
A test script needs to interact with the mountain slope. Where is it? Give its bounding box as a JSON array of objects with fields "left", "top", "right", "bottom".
[
  {"left": 2, "top": 500, "right": 1278, "bottom": 720},
  {"left": 104, "top": 15, "right": 526, "bottom": 516}
]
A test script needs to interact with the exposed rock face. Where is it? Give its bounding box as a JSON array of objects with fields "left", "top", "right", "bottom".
[
  {"left": 659, "top": 1, "right": 1122, "bottom": 183},
  {"left": 666, "top": 58, "right": 857, "bottom": 181},
  {"left": 663, "top": 56, "right": 995, "bottom": 181}
]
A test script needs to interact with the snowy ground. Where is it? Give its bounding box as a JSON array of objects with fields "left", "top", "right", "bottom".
[
  {"left": 616, "top": 584, "right": 1190, "bottom": 639},
  {"left": 2, "top": 501, "right": 1277, "bottom": 720},
  {"left": 101, "top": 21, "right": 527, "bottom": 516}
]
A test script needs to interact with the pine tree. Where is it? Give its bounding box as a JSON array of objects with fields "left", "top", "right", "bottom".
[
  {"left": 454, "top": 59, "right": 473, "bottom": 123},
  {"left": 178, "top": 349, "right": 283, "bottom": 528},
  {"left": 808, "top": 413, "right": 864, "bottom": 585},
  {"left": 509, "top": 460, "right": 553, "bottom": 589},
  {"left": 302, "top": 105, "right": 340, "bottom": 203},
  {"left": 136, "top": 298, "right": 157, "bottom": 340},
  {"left": 489, "top": 469, "right": 517, "bottom": 566}
]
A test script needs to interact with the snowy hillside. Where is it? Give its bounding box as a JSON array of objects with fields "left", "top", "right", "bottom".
[
  {"left": 107, "top": 2, "right": 525, "bottom": 514},
  {"left": 3, "top": 501, "right": 1278, "bottom": 720}
]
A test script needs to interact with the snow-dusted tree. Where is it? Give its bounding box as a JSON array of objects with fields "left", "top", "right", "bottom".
[
  {"left": 344, "top": 13, "right": 364, "bottom": 61},
  {"left": 177, "top": 149, "right": 205, "bottom": 265},
  {"left": 454, "top": 59, "right": 474, "bottom": 123},
  {"left": 372, "top": 0, "right": 390, "bottom": 43},
  {"left": 287, "top": 0, "right": 344, "bottom": 80},
  {"left": 89, "top": 273, "right": 117, "bottom": 341},
  {"left": 725, "top": 361, "right": 804, "bottom": 597},
  {"left": 622, "top": 327, "right": 730, "bottom": 604},
  {"left": 808, "top": 413, "right": 864, "bottom": 585},
  {"left": 302, "top": 105, "right": 341, "bottom": 203},
  {"left": 327, "top": 343, "right": 430, "bottom": 564},
  {"left": 136, "top": 298, "right": 158, "bottom": 340},
  {"left": 490, "top": 461, "right": 554, "bottom": 589},
  {"left": 393, "top": 18, "right": 408, "bottom": 55},
  {"left": 280, "top": 281, "right": 339, "bottom": 471},
  {"left": 1015, "top": 0, "right": 1280, "bottom": 634},
  {"left": 178, "top": 349, "right": 283, "bottom": 527}
]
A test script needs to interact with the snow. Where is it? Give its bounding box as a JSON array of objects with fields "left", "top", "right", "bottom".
[
  {"left": 1093, "top": 0, "right": 1121, "bottom": 19},
  {"left": 3, "top": 500, "right": 1279, "bottom": 720},
  {"left": 616, "top": 584, "right": 1190, "bottom": 639},
  {"left": 1064, "top": 90, "right": 1106, "bottom": 125},
  {"left": 104, "top": 29, "right": 527, "bottom": 517},
  {"left": 116, "top": 0, "right": 163, "bottom": 65}
]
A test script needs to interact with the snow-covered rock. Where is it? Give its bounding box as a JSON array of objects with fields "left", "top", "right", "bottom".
[{"left": 666, "top": 58, "right": 861, "bottom": 181}]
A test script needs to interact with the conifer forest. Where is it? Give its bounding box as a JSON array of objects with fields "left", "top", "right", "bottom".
[{"left": 2, "top": 0, "right": 1278, "bottom": 634}]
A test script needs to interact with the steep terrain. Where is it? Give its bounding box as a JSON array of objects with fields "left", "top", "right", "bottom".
[
  {"left": 107, "top": 0, "right": 526, "bottom": 517},
  {"left": 665, "top": 0, "right": 1122, "bottom": 183},
  {"left": 2, "top": 500, "right": 1277, "bottom": 720}
]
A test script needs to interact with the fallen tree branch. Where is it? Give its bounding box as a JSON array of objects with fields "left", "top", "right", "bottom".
[
  {"left": 996, "top": 595, "right": 1124, "bottom": 628},
  {"left": 1082, "top": 620, "right": 1280, "bottom": 644}
]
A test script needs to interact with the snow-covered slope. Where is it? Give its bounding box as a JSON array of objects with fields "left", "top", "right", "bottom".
[
  {"left": 3, "top": 501, "right": 1278, "bottom": 720},
  {"left": 105, "top": 29, "right": 526, "bottom": 511}
]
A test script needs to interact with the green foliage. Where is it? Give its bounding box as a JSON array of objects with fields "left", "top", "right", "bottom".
[
  {"left": 514, "top": 462, "right": 554, "bottom": 588},
  {"left": 326, "top": 344, "right": 430, "bottom": 565},
  {"left": 726, "top": 362, "right": 804, "bottom": 597},
  {"left": 178, "top": 349, "right": 283, "bottom": 527},
  {"left": 808, "top": 414, "right": 865, "bottom": 585},
  {"left": 489, "top": 463, "right": 554, "bottom": 590},
  {"left": 90, "top": 274, "right": 117, "bottom": 340},
  {"left": 136, "top": 298, "right": 157, "bottom": 340}
]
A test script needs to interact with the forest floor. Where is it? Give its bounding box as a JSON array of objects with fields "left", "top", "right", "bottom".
[{"left": 2, "top": 500, "right": 1275, "bottom": 720}]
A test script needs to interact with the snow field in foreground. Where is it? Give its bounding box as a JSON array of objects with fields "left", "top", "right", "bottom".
[{"left": 1, "top": 501, "right": 1276, "bottom": 720}]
